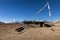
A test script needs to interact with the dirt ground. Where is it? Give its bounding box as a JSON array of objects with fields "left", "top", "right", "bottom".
[{"left": 0, "top": 23, "right": 60, "bottom": 40}]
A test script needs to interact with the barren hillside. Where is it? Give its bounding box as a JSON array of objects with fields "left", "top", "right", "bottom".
[
  {"left": 53, "top": 20, "right": 60, "bottom": 27},
  {"left": 0, "top": 23, "right": 60, "bottom": 40}
]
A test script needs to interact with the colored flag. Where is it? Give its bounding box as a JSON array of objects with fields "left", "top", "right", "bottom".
[{"left": 47, "top": 2, "right": 52, "bottom": 17}]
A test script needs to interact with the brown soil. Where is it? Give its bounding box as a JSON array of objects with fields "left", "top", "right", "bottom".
[{"left": 0, "top": 23, "right": 60, "bottom": 40}]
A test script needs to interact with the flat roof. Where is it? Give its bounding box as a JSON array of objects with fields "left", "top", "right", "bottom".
[{"left": 23, "top": 20, "right": 45, "bottom": 23}]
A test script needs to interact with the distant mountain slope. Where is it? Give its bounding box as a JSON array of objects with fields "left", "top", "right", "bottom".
[
  {"left": 0, "top": 22, "right": 5, "bottom": 24},
  {"left": 54, "top": 20, "right": 60, "bottom": 24},
  {"left": 53, "top": 20, "right": 60, "bottom": 27}
]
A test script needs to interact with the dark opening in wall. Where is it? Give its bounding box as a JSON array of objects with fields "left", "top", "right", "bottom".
[
  {"left": 40, "top": 22, "right": 44, "bottom": 27},
  {"left": 44, "top": 24, "right": 52, "bottom": 27},
  {"left": 15, "top": 27, "right": 24, "bottom": 32}
]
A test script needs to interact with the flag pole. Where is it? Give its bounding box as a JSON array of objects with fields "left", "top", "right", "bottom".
[
  {"left": 47, "top": 2, "right": 52, "bottom": 25},
  {"left": 50, "top": 12, "right": 52, "bottom": 25}
]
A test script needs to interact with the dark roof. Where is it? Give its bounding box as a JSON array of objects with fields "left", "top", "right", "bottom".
[
  {"left": 23, "top": 20, "right": 44, "bottom": 22},
  {"left": 23, "top": 20, "right": 45, "bottom": 24}
]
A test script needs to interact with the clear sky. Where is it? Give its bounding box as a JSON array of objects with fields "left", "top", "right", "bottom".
[{"left": 0, "top": 0, "right": 60, "bottom": 22}]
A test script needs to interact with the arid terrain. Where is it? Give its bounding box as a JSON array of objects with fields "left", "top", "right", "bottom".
[{"left": 0, "top": 20, "right": 60, "bottom": 40}]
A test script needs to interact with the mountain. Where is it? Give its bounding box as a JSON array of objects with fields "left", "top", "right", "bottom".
[
  {"left": 53, "top": 19, "right": 60, "bottom": 27},
  {"left": 0, "top": 22, "right": 5, "bottom": 24},
  {"left": 54, "top": 20, "right": 60, "bottom": 24}
]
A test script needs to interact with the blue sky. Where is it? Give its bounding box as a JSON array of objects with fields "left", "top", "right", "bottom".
[{"left": 0, "top": 0, "right": 60, "bottom": 22}]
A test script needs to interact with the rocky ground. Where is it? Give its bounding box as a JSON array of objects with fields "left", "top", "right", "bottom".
[{"left": 0, "top": 21, "right": 60, "bottom": 40}]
